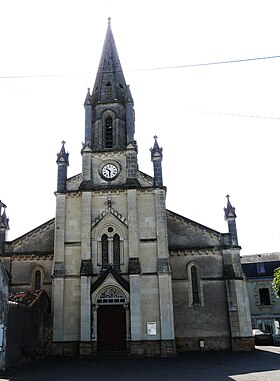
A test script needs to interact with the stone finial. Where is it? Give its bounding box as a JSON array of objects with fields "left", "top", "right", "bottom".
[
  {"left": 224, "top": 195, "right": 239, "bottom": 246},
  {"left": 84, "top": 88, "right": 91, "bottom": 106},
  {"left": 150, "top": 135, "right": 163, "bottom": 160},
  {"left": 56, "top": 141, "right": 69, "bottom": 166},
  {"left": 0, "top": 205, "right": 9, "bottom": 230},
  {"left": 56, "top": 141, "right": 69, "bottom": 192},
  {"left": 224, "top": 194, "right": 237, "bottom": 220}
]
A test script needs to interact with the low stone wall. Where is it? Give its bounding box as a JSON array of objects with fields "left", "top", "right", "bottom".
[
  {"left": 130, "top": 340, "right": 176, "bottom": 357},
  {"left": 54, "top": 340, "right": 176, "bottom": 357},
  {"left": 53, "top": 336, "right": 254, "bottom": 357},
  {"left": 176, "top": 336, "right": 231, "bottom": 352},
  {"left": 52, "top": 342, "right": 80, "bottom": 356},
  {"left": 231, "top": 337, "right": 255, "bottom": 351}
]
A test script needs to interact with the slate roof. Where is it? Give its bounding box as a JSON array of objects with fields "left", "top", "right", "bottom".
[
  {"left": 241, "top": 252, "right": 280, "bottom": 263},
  {"left": 241, "top": 253, "right": 280, "bottom": 278},
  {"left": 3, "top": 218, "right": 55, "bottom": 256},
  {"left": 91, "top": 18, "right": 128, "bottom": 107}
]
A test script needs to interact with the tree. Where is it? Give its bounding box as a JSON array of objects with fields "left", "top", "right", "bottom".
[{"left": 273, "top": 267, "right": 280, "bottom": 298}]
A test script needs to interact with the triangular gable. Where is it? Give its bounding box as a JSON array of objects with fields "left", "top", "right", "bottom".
[
  {"left": 92, "top": 206, "right": 127, "bottom": 229},
  {"left": 91, "top": 266, "right": 129, "bottom": 294}
]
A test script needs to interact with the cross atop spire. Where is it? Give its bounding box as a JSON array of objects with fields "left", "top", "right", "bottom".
[
  {"left": 224, "top": 194, "right": 236, "bottom": 219},
  {"left": 56, "top": 141, "right": 69, "bottom": 166},
  {"left": 224, "top": 195, "right": 238, "bottom": 246},
  {"left": 150, "top": 135, "right": 163, "bottom": 158},
  {"left": 150, "top": 136, "right": 163, "bottom": 187}
]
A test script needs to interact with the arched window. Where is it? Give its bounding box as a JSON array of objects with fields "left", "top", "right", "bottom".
[
  {"left": 31, "top": 266, "right": 44, "bottom": 290},
  {"left": 191, "top": 266, "right": 200, "bottom": 305},
  {"left": 97, "top": 287, "right": 125, "bottom": 304},
  {"left": 105, "top": 117, "right": 113, "bottom": 148},
  {"left": 35, "top": 270, "right": 41, "bottom": 290},
  {"left": 102, "top": 234, "right": 109, "bottom": 269},
  {"left": 113, "top": 234, "right": 120, "bottom": 272}
]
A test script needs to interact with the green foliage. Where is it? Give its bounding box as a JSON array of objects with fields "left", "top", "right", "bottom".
[{"left": 273, "top": 267, "right": 280, "bottom": 298}]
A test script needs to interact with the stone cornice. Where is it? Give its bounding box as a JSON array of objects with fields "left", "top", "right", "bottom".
[
  {"left": 170, "top": 248, "right": 222, "bottom": 257},
  {"left": 11, "top": 254, "right": 54, "bottom": 261}
]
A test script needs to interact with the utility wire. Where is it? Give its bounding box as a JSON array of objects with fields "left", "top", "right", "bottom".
[
  {"left": 130, "top": 54, "right": 280, "bottom": 71},
  {"left": 0, "top": 54, "right": 280, "bottom": 79},
  {"left": 189, "top": 110, "right": 280, "bottom": 120}
]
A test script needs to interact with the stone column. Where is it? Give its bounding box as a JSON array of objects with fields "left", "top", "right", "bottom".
[
  {"left": 52, "top": 277, "right": 65, "bottom": 343},
  {"left": 127, "top": 189, "right": 139, "bottom": 258},
  {"left": 80, "top": 192, "right": 92, "bottom": 352},
  {"left": 52, "top": 194, "right": 66, "bottom": 345},
  {"left": 154, "top": 189, "right": 168, "bottom": 259},
  {"left": 155, "top": 189, "right": 176, "bottom": 356},
  {"left": 127, "top": 190, "right": 142, "bottom": 351},
  {"left": 223, "top": 248, "right": 254, "bottom": 351},
  {"left": 129, "top": 274, "right": 142, "bottom": 341}
]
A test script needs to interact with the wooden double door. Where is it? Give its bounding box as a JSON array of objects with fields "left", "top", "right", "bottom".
[{"left": 97, "top": 305, "right": 126, "bottom": 352}]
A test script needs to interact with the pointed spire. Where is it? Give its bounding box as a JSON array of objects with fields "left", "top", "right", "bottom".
[
  {"left": 224, "top": 194, "right": 237, "bottom": 219},
  {"left": 56, "top": 140, "right": 69, "bottom": 166},
  {"left": 84, "top": 88, "right": 92, "bottom": 147},
  {"left": 56, "top": 141, "right": 69, "bottom": 192},
  {"left": 150, "top": 136, "right": 163, "bottom": 187},
  {"left": 0, "top": 201, "right": 9, "bottom": 250},
  {"left": 84, "top": 88, "right": 91, "bottom": 106},
  {"left": 0, "top": 200, "right": 7, "bottom": 217},
  {"left": 125, "top": 85, "right": 134, "bottom": 105},
  {"left": 0, "top": 203, "right": 9, "bottom": 231},
  {"left": 224, "top": 195, "right": 238, "bottom": 246},
  {"left": 150, "top": 135, "right": 163, "bottom": 159},
  {"left": 91, "top": 18, "right": 129, "bottom": 106}
]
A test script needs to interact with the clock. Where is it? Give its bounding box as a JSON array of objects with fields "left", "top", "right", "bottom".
[{"left": 101, "top": 163, "right": 118, "bottom": 179}]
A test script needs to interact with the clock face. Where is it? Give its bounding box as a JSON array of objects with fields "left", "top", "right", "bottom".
[{"left": 101, "top": 163, "right": 118, "bottom": 179}]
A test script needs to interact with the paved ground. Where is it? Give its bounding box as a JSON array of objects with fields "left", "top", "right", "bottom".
[{"left": 1, "top": 346, "right": 280, "bottom": 381}]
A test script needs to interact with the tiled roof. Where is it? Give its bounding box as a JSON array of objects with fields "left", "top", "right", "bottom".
[{"left": 9, "top": 289, "right": 43, "bottom": 307}]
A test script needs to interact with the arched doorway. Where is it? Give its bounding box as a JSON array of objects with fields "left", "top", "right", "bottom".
[{"left": 96, "top": 287, "right": 127, "bottom": 352}]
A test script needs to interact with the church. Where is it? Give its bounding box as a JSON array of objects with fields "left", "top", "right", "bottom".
[{"left": 0, "top": 20, "right": 254, "bottom": 357}]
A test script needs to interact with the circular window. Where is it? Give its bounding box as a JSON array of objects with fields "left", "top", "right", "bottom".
[{"left": 108, "top": 227, "right": 113, "bottom": 233}]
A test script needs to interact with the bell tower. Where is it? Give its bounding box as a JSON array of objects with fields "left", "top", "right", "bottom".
[
  {"left": 80, "top": 18, "right": 137, "bottom": 190},
  {"left": 52, "top": 19, "right": 175, "bottom": 358}
]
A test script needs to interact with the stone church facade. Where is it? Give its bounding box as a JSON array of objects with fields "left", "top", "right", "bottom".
[{"left": 0, "top": 20, "right": 254, "bottom": 357}]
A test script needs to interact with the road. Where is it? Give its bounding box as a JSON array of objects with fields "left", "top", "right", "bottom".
[{"left": 1, "top": 346, "right": 280, "bottom": 381}]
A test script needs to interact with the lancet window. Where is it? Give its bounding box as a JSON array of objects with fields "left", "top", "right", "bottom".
[
  {"left": 191, "top": 266, "right": 200, "bottom": 305},
  {"left": 105, "top": 116, "right": 113, "bottom": 148},
  {"left": 113, "top": 234, "right": 120, "bottom": 271},
  {"left": 35, "top": 270, "right": 41, "bottom": 290},
  {"left": 101, "top": 231, "right": 122, "bottom": 271},
  {"left": 102, "top": 234, "right": 109, "bottom": 269}
]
